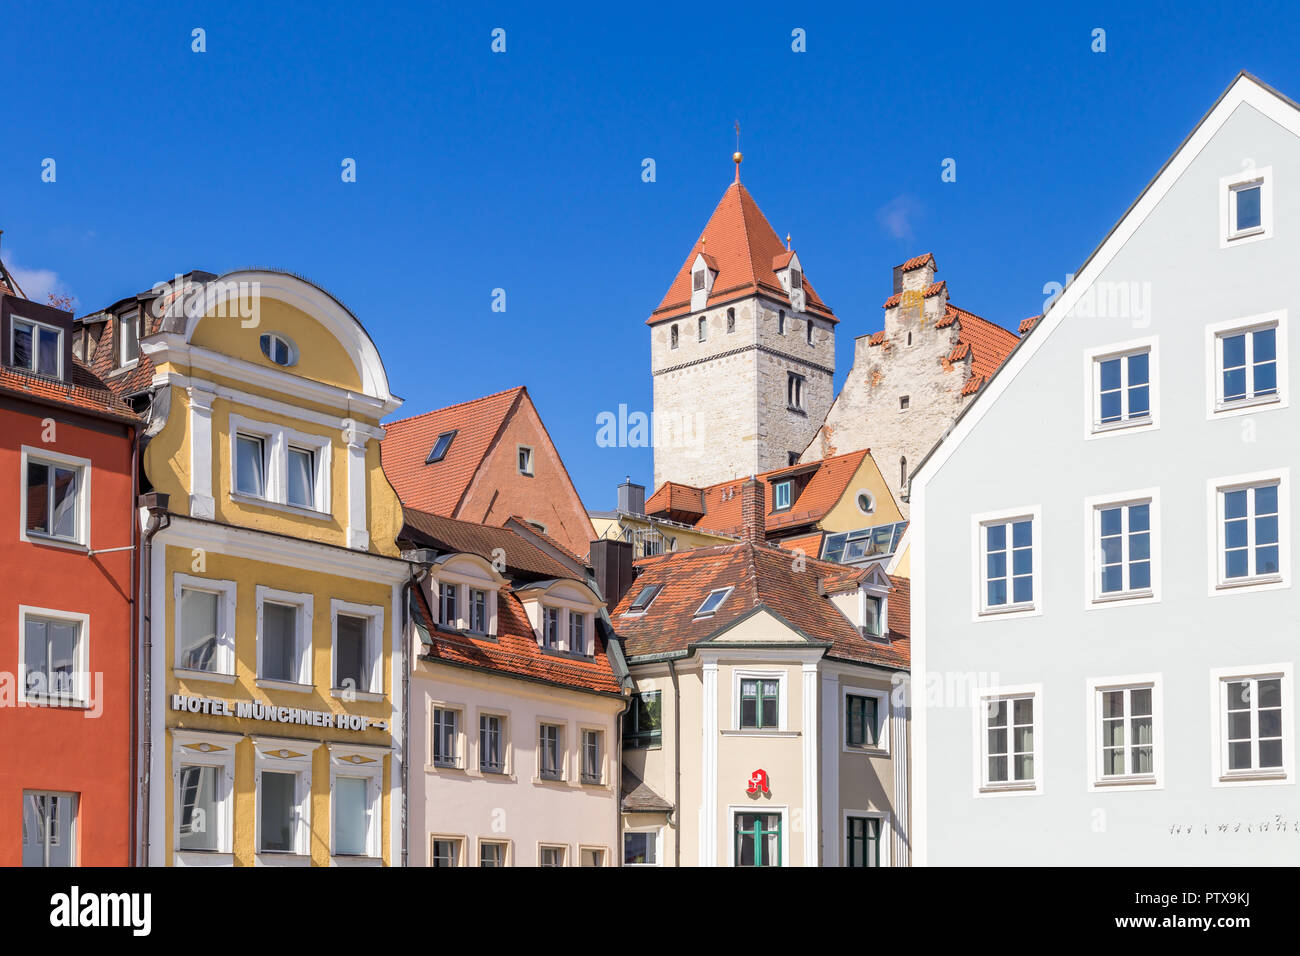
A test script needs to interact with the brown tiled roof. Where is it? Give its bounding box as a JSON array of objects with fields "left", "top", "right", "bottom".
[
  {"left": 503, "top": 515, "right": 586, "bottom": 567},
  {"left": 649, "top": 182, "right": 836, "bottom": 324},
  {"left": 882, "top": 280, "right": 945, "bottom": 309},
  {"left": 381, "top": 387, "right": 524, "bottom": 517},
  {"left": 83, "top": 308, "right": 163, "bottom": 398},
  {"left": 402, "top": 507, "right": 578, "bottom": 582},
  {"left": 611, "top": 543, "right": 909, "bottom": 670},
  {"left": 887, "top": 575, "right": 910, "bottom": 639},
  {"left": 1019, "top": 315, "right": 1041, "bottom": 335},
  {"left": 868, "top": 299, "right": 1020, "bottom": 398},
  {"left": 0, "top": 359, "right": 139, "bottom": 423},
  {"left": 647, "top": 450, "right": 869, "bottom": 537},
  {"left": 777, "top": 531, "right": 824, "bottom": 558},
  {"left": 412, "top": 576, "right": 622, "bottom": 696},
  {"left": 898, "top": 252, "right": 935, "bottom": 272}
]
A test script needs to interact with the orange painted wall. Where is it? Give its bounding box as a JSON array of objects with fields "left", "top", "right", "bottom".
[{"left": 0, "top": 396, "right": 135, "bottom": 866}]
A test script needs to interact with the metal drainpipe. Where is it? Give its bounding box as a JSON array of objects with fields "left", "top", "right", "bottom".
[
  {"left": 669, "top": 657, "right": 681, "bottom": 867},
  {"left": 137, "top": 493, "right": 171, "bottom": 867},
  {"left": 126, "top": 422, "right": 140, "bottom": 865},
  {"left": 399, "top": 562, "right": 429, "bottom": 868}
]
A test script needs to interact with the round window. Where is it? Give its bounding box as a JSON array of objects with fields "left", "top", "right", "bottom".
[
  {"left": 856, "top": 491, "right": 875, "bottom": 515},
  {"left": 260, "top": 332, "right": 297, "bottom": 367}
]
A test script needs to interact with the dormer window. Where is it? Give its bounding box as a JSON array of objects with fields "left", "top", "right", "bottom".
[
  {"left": 863, "top": 595, "right": 884, "bottom": 638},
  {"left": 426, "top": 430, "right": 457, "bottom": 464},
  {"left": 542, "top": 607, "right": 560, "bottom": 649},
  {"left": 773, "top": 480, "right": 792, "bottom": 511},
  {"left": 692, "top": 269, "right": 707, "bottom": 292},
  {"left": 568, "top": 612, "right": 587, "bottom": 655},
  {"left": 118, "top": 311, "right": 140, "bottom": 368},
  {"left": 695, "top": 587, "right": 733, "bottom": 618},
  {"left": 690, "top": 253, "right": 716, "bottom": 311},
  {"left": 259, "top": 332, "right": 297, "bottom": 367},
  {"left": 10, "top": 317, "right": 61, "bottom": 378},
  {"left": 439, "top": 583, "right": 458, "bottom": 627},
  {"left": 626, "top": 584, "right": 662, "bottom": 614},
  {"left": 790, "top": 268, "right": 802, "bottom": 291}
]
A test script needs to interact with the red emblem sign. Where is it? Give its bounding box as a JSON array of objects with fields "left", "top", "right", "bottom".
[{"left": 746, "top": 769, "right": 770, "bottom": 795}]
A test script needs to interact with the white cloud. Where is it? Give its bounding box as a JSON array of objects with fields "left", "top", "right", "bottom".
[
  {"left": 876, "top": 195, "right": 920, "bottom": 242},
  {"left": 5, "top": 253, "right": 72, "bottom": 305}
]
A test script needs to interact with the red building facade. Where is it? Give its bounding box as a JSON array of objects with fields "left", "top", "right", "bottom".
[{"left": 0, "top": 289, "right": 138, "bottom": 866}]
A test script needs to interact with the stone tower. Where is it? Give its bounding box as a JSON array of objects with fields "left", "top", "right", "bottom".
[{"left": 649, "top": 164, "right": 836, "bottom": 490}]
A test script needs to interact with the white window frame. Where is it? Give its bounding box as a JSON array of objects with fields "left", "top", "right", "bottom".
[
  {"left": 19, "top": 446, "right": 91, "bottom": 550},
  {"left": 1219, "top": 165, "right": 1273, "bottom": 247},
  {"left": 1083, "top": 489, "right": 1161, "bottom": 609},
  {"left": 171, "top": 729, "right": 238, "bottom": 865},
  {"left": 117, "top": 310, "right": 140, "bottom": 369},
  {"left": 254, "top": 586, "right": 314, "bottom": 690},
  {"left": 259, "top": 331, "right": 299, "bottom": 367},
  {"left": 1206, "top": 469, "right": 1290, "bottom": 596},
  {"left": 694, "top": 586, "right": 733, "bottom": 618},
  {"left": 1085, "top": 674, "right": 1163, "bottom": 791},
  {"left": 773, "top": 480, "right": 792, "bottom": 510},
  {"left": 971, "top": 506, "right": 1043, "bottom": 621},
  {"left": 732, "top": 668, "right": 788, "bottom": 733},
  {"left": 17, "top": 605, "right": 91, "bottom": 708},
  {"left": 173, "top": 573, "right": 238, "bottom": 681},
  {"left": 477, "top": 710, "right": 509, "bottom": 775},
  {"left": 537, "top": 721, "right": 565, "bottom": 781},
  {"left": 228, "top": 414, "right": 332, "bottom": 517},
  {"left": 841, "top": 684, "right": 890, "bottom": 754},
  {"left": 10, "top": 315, "right": 64, "bottom": 378},
  {"left": 842, "top": 809, "right": 891, "bottom": 867},
  {"left": 622, "top": 827, "right": 663, "bottom": 867},
  {"left": 430, "top": 704, "right": 463, "bottom": 770},
  {"left": 329, "top": 599, "right": 384, "bottom": 699},
  {"left": 535, "top": 600, "right": 593, "bottom": 655},
  {"left": 328, "top": 743, "right": 385, "bottom": 864},
  {"left": 1083, "top": 337, "right": 1159, "bottom": 439},
  {"left": 22, "top": 790, "right": 78, "bottom": 867},
  {"left": 517, "top": 444, "right": 534, "bottom": 477},
  {"left": 579, "top": 726, "right": 604, "bottom": 785},
  {"left": 252, "top": 736, "right": 317, "bottom": 864},
  {"left": 1209, "top": 663, "right": 1294, "bottom": 787},
  {"left": 972, "top": 683, "right": 1043, "bottom": 797},
  {"left": 1204, "top": 311, "right": 1287, "bottom": 418}
]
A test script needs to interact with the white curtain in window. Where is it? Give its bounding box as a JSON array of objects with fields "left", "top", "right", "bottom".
[{"left": 334, "top": 776, "right": 369, "bottom": 856}]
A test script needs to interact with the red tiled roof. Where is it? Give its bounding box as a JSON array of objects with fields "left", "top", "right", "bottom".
[
  {"left": 777, "top": 531, "right": 824, "bottom": 558},
  {"left": 940, "top": 303, "right": 1020, "bottom": 390},
  {"left": 611, "top": 543, "right": 908, "bottom": 670},
  {"left": 649, "top": 182, "right": 836, "bottom": 324},
  {"left": 402, "top": 507, "right": 579, "bottom": 582},
  {"left": 381, "top": 387, "right": 525, "bottom": 517},
  {"left": 0, "top": 359, "right": 139, "bottom": 423},
  {"left": 644, "top": 480, "right": 705, "bottom": 518},
  {"left": 412, "top": 575, "right": 622, "bottom": 696},
  {"left": 83, "top": 308, "right": 163, "bottom": 398},
  {"left": 503, "top": 515, "right": 586, "bottom": 567},
  {"left": 882, "top": 280, "right": 945, "bottom": 309},
  {"left": 898, "top": 252, "right": 935, "bottom": 272},
  {"left": 1019, "top": 315, "right": 1041, "bottom": 335},
  {"left": 685, "top": 449, "right": 870, "bottom": 537},
  {"left": 0, "top": 256, "right": 25, "bottom": 298}
]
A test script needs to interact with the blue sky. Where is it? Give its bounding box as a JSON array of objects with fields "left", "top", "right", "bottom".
[{"left": 5, "top": 0, "right": 1300, "bottom": 510}]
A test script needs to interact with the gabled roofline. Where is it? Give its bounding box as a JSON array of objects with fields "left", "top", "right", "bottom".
[{"left": 911, "top": 71, "right": 1300, "bottom": 490}]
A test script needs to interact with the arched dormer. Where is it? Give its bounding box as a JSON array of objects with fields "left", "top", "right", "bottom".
[
  {"left": 515, "top": 578, "right": 603, "bottom": 657},
  {"left": 429, "top": 552, "right": 509, "bottom": 637}
]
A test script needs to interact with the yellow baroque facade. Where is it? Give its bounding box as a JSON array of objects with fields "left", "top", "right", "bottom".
[{"left": 138, "top": 271, "right": 410, "bottom": 866}]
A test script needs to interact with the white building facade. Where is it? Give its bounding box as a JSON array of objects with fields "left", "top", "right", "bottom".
[{"left": 912, "top": 73, "right": 1300, "bottom": 865}]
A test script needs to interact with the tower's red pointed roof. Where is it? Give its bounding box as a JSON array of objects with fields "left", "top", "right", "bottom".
[{"left": 648, "top": 182, "right": 836, "bottom": 324}]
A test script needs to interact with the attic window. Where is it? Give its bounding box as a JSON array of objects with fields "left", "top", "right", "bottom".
[
  {"left": 426, "top": 431, "right": 457, "bottom": 464},
  {"left": 693, "top": 269, "right": 707, "bottom": 292},
  {"left": 627, "top": 584, "right": 662, "bottom": 614},
  {"left": 790, "top": 268, "right": 802, "bottom": 290},
  {"left": 773, "top": 480, "right": 792, "bottom": 511},
  {"left": 10, "top": 317, "right": 61, "bottom": 378},
  {"left": 259, "top": 332, "right": 297, "bottom": 367},
  {"left": 694, "top": 587, "right": 733, "bottom": 618},
  {"left": 518, "top": 445, "right": 534, "bottom": 476},
  {"left": 117, "top": 311, "right": 140, "bottom": 368}
]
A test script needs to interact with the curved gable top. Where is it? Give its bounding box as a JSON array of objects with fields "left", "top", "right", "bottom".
[
  {"left": 527, "top": 578, "right": 602, "bottom": 607},
  {"left": 435, "top": 551, "right": 509, "bottom": 585},
  {"left": 181, "top": 270, "right": 399, "bottom": 410}
]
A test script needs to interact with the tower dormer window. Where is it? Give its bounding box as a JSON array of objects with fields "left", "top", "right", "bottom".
[
  {"left": 693, "top": 269, "right": 706, "bottom": 292},
  {"left": 791, "top": 268, "right": 802, "bottom": 291},
  {"left": 698, "top": 316, "right": 707, "bottom": 342}
]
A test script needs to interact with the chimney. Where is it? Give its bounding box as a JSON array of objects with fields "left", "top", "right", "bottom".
[
  {"left": 589, "top": 538, "right": 635, "bottom": 609},
  {"left": 739, "top": 477, "right": 766, "bottom": 545},
  {"left": 617, "top": 477, "right": 646, "bottom": 516}
]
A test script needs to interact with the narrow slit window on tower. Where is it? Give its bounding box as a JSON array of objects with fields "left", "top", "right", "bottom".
[
  {"left": 806, "top": 320, "right": 815, "bottom": 346},
  {"left": 900, "top": 395, "right": 910, "bottom": 411},
  {"left": 698, "top": 316, "right": 707, "bottom": 342},
  {"left": 900, "top": 457, "right": 907, "bottom": 488},
  {"left": 727, "top": 308, "right": 735, "bottom": 333},
  {"left": 787, "top": 372, "right": 805, "bottom": 410},
  {"left": 778, "top": 311, "right": 786, "bottom": 335},
  {"left": 670, "top": 325, "right": 679, "bottom": 350},
  {"left": 907, "top": 331, "right": 913, "bottom": 346}
]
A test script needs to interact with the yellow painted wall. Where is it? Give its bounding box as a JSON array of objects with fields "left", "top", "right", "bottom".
[
  {"left": 162, "top": 544, "right": 394, "bottom": 866},
  {"left": 819, "top": 453, "right": 904, "bottom": 533},
  {"left": 590, "top": 514, "right": 735, "bottom": 553}
]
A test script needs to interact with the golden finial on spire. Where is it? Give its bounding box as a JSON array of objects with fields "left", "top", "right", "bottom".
[
  {"left": 786, "top": 233, "right": 791, "bottom": 250},
  {"left": 733, "top": 120, "right": 743, "bottom": 182}
]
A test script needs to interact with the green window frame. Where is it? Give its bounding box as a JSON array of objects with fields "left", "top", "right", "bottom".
[
  {"left": 623, "top": 691, "right": 662, "bottom": 749},
  {"left": 735, "top": 813, "right": 782, "bottom": 867},
  {"left": 846, "top": 816, "right": 881, "bottom": 867},
  {"left": 846, "top": 694, "right": 880, "bottom": 747},
  {"left": 740, "top": 678, "right": 779, "bottom": 729}
]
